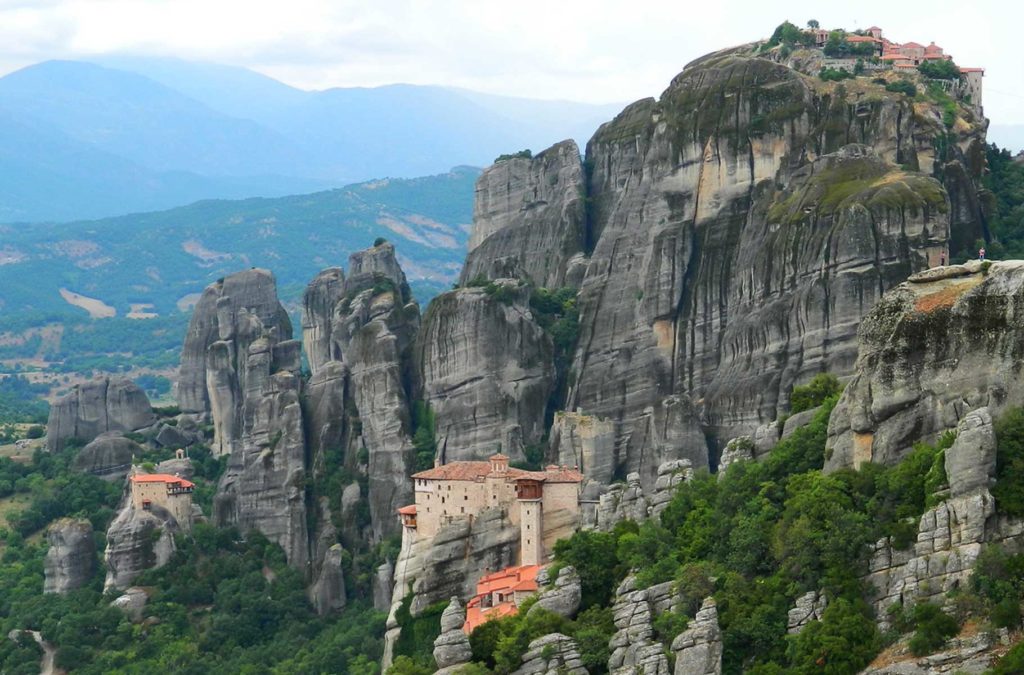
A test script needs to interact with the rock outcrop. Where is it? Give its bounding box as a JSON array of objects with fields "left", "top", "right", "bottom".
[
  {"left": 308, "top": 543, "right": 346, "bottom": 616},
  {"left": 512, "top": 633, "right": 588, "bottom": 675},
  {"left": 787, "top": 590, "right": 827, "bottom": 635},
  {"left": 301, "top": 267, "right": 345, "bottom": 375},
  {"left": 104, "top": 499, "right": 179, "bottom": 591},
  {"left": 552, "top": 411, "right": 616, "bottom": 488},
  {"left": 529, "top": 565, "right": 582, "bottom": 619},
  {"left": 671, "top": 597, "right": 723, "bottom": 675},
  {"left": 462, "top": 140, "right": 587, "bottom": 289},
  {"left": 110, "top": 587, "right": 149, "bottom": 621},
  {"left": 433, "top": 597, "right": 472, "bottom": 674},
  {"left": 607, "top": 575, "right": 676, "bottom": 674},
  {"left": 417, "top": 281, "right": 554, "bottom": 463},
  {"left": 862, "top": 408, "right": 1012, "bottom": 630},
  {"left": 70, "top": 432, "right": 141, "bottom": 479},
  {"left": 46, "top": 378, "right": 155, "bottom": 452},
  {"left": 177, "top": 268, "right": 292, "bottom": 418},
  {"left": 594, "top": 461, "right": 693, "bottom": 530},
  {"left": 43, "top": 518, "right": 95, "bottom": 594},
  {"left": 826, "top": 261, "right": 1024, "bottom": 470}
]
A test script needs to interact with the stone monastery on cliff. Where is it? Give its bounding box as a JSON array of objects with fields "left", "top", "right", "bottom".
[{"left": 399, "top": 453, "right": 583, "bottom": 566}]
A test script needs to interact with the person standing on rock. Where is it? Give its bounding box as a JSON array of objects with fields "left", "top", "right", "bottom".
[
  {"left": 979, "top": 247, "right": 986, "bottom": 261},
  {"left": 940, "top": 250, "right": 946, "bottom": 266}
]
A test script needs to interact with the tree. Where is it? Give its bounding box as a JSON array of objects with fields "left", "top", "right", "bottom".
[
  {"left": 994, "top": 407, "right": 1024, "bottom": 516},
  {"left": 790, "top": 374, "right": 841, "bottom": 413},
  {"left": 918, "top": 60, "right": 961, "bottom": 80},
  {"left": 807, "top": 19, "right": 819, "bottom": 29},
  {"left": 374, "top": 237, "right": 388, "bottom": 247}
]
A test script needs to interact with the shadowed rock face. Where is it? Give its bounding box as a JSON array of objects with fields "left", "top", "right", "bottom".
[
  {"left": 827, "top": 261, "right": 1024, "bottom": 470},
  {"left": 461, "top": 140, "right": 587, "bottom": 289},
  {"left": 178, "top": 268, "right": 292, "bottom": 416},
  {"left": 104, "top": 499, "right": 179, "bottom": 591},
  {"left": 71, "top": 432, "right": 143, "bottom": 479},
  {"left": 557, "top": 52, "right": 966, "bottom": 485},
  {"left": 46, "top": 378, "right": 155, "bottom": 452},
  {"left": 300, "top": 242, "right": 420, "bottom": 542},
  {"left": 416, "top": 282, "right": 554, "bottom": 463},
  {"left": 43, "top": 518, "right": 95, "bottom": 594}
]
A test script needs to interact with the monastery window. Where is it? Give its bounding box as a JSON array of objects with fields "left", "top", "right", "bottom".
[
  {"left": 464, "top": 495, "right": 468, "bottom": 501},
  {"left": 461, "top": 507, "right": 465, "bottom": 514}
]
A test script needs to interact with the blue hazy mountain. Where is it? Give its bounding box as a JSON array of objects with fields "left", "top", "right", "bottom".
[{"left": 0, "top": 57, "right": 622, "bottom": 222}]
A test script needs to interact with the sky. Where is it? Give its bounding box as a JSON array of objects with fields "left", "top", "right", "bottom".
[{"left": 1, "top": 0, "right": 1022, "bottom": 129}]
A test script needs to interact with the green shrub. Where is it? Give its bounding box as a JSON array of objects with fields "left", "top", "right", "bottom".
[
  {"left": 819, "top": 67, "right": 854, "bottom": 82},
  {"left": 885, "top": 80, "right": 918, "bottom": 97},
  {"left": 991, "top": 640, "right": 1024, "bottom": 674},
  {"left": 790, "top": 373, "right": 841, "bottom": 413},
  {"left": 786, "top": 597, "right": 880, "bottom": 674},
  {"left": 495, "top": 150, "right": 532, "bottom": 163},
  {"left": 993, "top": 407, "right": 1024, "bottom": 516},
  {"left": 374, "top": 237, "right": 388, "bottom": 247},
  {"left": 918, "top": 60, "right": 961, "bottom": 80},
  {"left": 907, "top": 603, "right": 958, "bottom": 656}
]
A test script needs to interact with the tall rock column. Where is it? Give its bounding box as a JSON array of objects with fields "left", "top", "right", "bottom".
[
  {"left": 417, "top": 281, "right": 555, "bottom": 463},
  {"left": 461, "top": 139, "right": 588, "bottom": 288},
  {"left": 46, "top": 377, "right": 155, "bottom": 452}
]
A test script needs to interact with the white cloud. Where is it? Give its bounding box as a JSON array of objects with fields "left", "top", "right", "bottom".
[{"left": 0, "top": 0, "right": 1021, "bottom": 126}]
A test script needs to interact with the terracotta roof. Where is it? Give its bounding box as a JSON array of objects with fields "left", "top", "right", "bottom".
[
  {"left": 847, "top": 35, "right": 881, "bottom": 43},
  {"left": 463, "top": 564, "right": 543, "bottom": 633},
  {"left": 131, "top": 473, "right": 195, "bottom": 488},
  {"left": 902, "top": 41, "right": 924, "bottom": 48},
  {"left": 397, "top": 504, "right": 417, "bottom": 515},
  {"left": 464, "top": 601, "right": 517, "bottom": 633},
  {"left": 894, "top": 63, "right": 917, "bottom": 69},
  {"left": 881, "top": 54, "right": 911, "bottom": 61},
  {"left": 960, "top": 67, "right": 985, "bottom": 73}
]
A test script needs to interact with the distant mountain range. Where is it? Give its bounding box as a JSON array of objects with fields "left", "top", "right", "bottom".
[
  {"left": 0, "top": 167, "right": 479, "bottom": 319},
  {"left": 0, "top": 57, "right": 622, "bottom": 222}
]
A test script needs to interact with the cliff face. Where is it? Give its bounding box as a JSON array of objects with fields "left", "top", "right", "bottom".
[
  {"left": 46, "top": 378, "right": 155, "bottom": 452},
  {"left": 416, "top": 282, "right": 554, "bottom": 463},
  {"left": 43, "top": 518, "right": 95, "bottom": 594},
  {"left": 461, "top": 140, "right": 587, "bottom": 288},
  {"left": 178, "top": 268, "right": 292, "bottom": 419},
  {"left": 564, "top": 52, "right": 965, "bottom": 483},
  {"left": 826, "top": 261, "right": 1024, "bottom": 470},
  {"left": 300, "top": 242, "right": 420, "bottom": 542}
]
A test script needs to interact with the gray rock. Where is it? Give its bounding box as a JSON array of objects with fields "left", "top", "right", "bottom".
[
  {"left": 512, "top": 633, "right": 588, "bottom": 675},
  {"left": 826, "top": 262, "right": 1024, "bottom": 470},
  {"left": 671, "top": 597, "right": 722, "bottom": 675},
  {"left": 308, "top": 544, "right": 346, "bottom": 616},
  {"left": 71, "top": 432, "right": 140, "bottom": 479},
  {"left": 462, "top": 140, "right": 587, "bottom": 289},
  {"left": 945, "top": 408, "right": 996, "bottom": 498},
  {"left": 417, "top": 283, "right": 554, "bottom": 464},
  {"left": 178, "top": 268, "right": 292, "bottom": 416},
  {"left": 104, "top": 499, "right": 179, "bottom": 591},
  {"left": 787, "top": 590, "right": 827, "bottom": 635},
  {"left": 46, "top": 378, "right": 155, "bottom": 452},
  {"left": 43, "top": 518, "right": 95, "bottom": 594},
  {"left": 781, "top": 406, "right": 821, "bottom": 439},
  {"left": 567, "top": 51, "right": 962, "bottom": 487},
  {"left": 552, "top": 411, "right": 616, "bottom": 486},
  {"left": 301, "top": 267, "right": 345, "bottom": 376},
  {"left": 374, "top": 559, "right": 394, "bottom": 612},
  {"left": 607, "top": 575, "right": 677, "bottom": 674},
  {"left": 154, "top": 423, "right": 194, "bottom": 450},
  {"left": 529, "top": 566, "right": 582, "bottom": 619},
  {"left": 110, "top": 587, "right": 149, "bottom": 621},
  {"left": 433, "top": 597, "right": 472, "bottom": 672},
  {"left": 154, "top": 457, "right": 194, "bottom": 480},
  {"left": 717, "top": 436, "right": 755, "bottom": 479}
]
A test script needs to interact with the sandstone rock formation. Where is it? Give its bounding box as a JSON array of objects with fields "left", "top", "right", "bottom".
[
  {"left": 552, "top": 411, "right": 615, "bottom": 488},
  {"left": 301, "top": 242, "right": 419, "bottom": 542},
  {"left": 608, "top": 575, "right": 676, "bottom": 674},
  {"left": 433, "top": 597, "right": 472, "bottom": 674},
  {"left": 529, "top": 565, "right": 582, "bottom": 619},
  {"left": 70, "top": 432, "right": 141, "bottom": 479},
  {"left": 417, "top": 281, "right": 554, "bottom": 463},
  {"left": 104, "top": 499, "right": 179, "bottom": 591},
  {"left": 671, "top": 597, "right": 722, "bottom": 675},
  {"left": 787, "top": 590, "right": 827, "bottom": 635},
  {"left": 826, "top": 261, "right": 1024, "bottom": 470},
  {"left": 213, "top": 354, "right": 309, "bottom": 569},
  {"left": 594, "top": 461, "right": 693, "bottom": 530},
  {"left": 110, "top": 587, "right": 149, "bottom": 621},
  {"left": 308, "top": 543, "right": 346, "bottom": 616},
  {"left": 862, "top": 408, "right": 1011, "bottom": 630},
  {"left": 46, "top": 378, "right": 155, "bottom": 452},
  {"left": 43, "top": 518, "right": 95, "bottom": 594},
  {"left": 178, "top": 268, "right": 292, "bottom": 418},
  {"left": 461, "top": 140, "right": 587, "bottom": 289},
  {"left": 859, "top": 628, "right": 1012, "bottom": 674},
  {"left": 512, "top": 633, "right": 588, "bottom": 675}
]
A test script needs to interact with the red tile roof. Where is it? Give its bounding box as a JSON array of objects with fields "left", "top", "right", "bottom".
[
  {"left": 397, "top": 504, "right": 417, "bottom": 515},
  {"left": 902, "top": 41, "right": 925, "bottom": 49},
  {"left": 960, "top": 67, "right": 985, "bottom": 73},
  {"left": 131, "top": 473, "right": 195, "bottom": 488},
  {"left": 463, "top": 565, "right": 543, "bottom": 633},
  {"left": 847, "top": 35, "right": 881, "bottom": 43}
]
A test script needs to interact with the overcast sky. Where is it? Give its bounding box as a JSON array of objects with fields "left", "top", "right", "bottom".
[{"left": 1, "top": 0, "right": 1022, "bottom": 128}]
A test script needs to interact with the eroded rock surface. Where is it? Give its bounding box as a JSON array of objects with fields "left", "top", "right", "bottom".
[
  {"left": 71, "top": 432, "right": 141, "bottom": 479},
  {"left": 530, "top": 565, "right": 582, "bottom": 619},
  {"left": 104, "top": 500, "right": 179, "bottom": 591},
  {"left": 512, "top": 633, "right": 588, "bottom": 675},
  {"left": 433, "top": 597, "right": 472, "bottom": 674},
  {"left": 671, "top": 597, "right": 723, "bottom": 675},
  {"left": 827, "top": 262, "right": 1024, "bottom": 470},
  {"left": 462, "top": 140, "right": 587, "bottom": 289},
  {"left": 43, "top": 518, "right": 95, "bottom": 594},
  {"left": 608, "top": 575, "right": 676, "bottom": 674},
  {"left": 46, "top": 378, "right": 154, "bottom": 452},
  {"left": 417, "top": 282, "right": 554, "bottom": 463}
]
